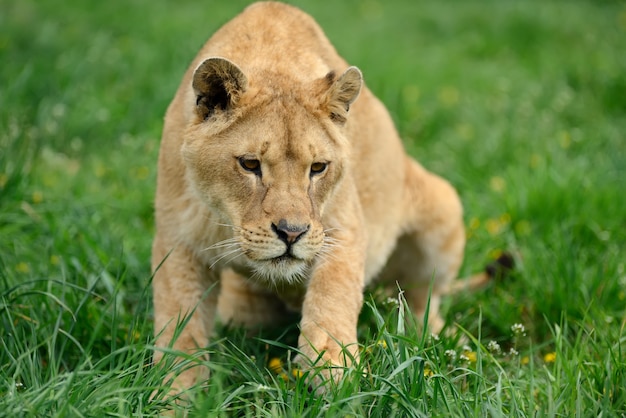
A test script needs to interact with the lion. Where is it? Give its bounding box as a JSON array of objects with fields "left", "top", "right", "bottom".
[{"left": 151, "top": 1, "right": 510, "bottom": 396}]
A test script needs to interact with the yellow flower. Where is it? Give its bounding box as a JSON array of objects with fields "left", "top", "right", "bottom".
[
  {"left": 485, "top": 215, "right": 510, "bottom": 236},
  {"left": 543, "top": 352, "right": 556, "bottom": 363},
  {"left": 489, "top": 176, "right": 506, "bottom": 193},
  {"left": 559, "top": 131, "right": 571, "bottom": 149},
  {"left": 291, "top": 368, "right": 304, "bottom": 379},
  {"left": 376, "top": 339, "right": 387, "bottom": 349},
  {"left": 455, "top": 123, "right": 474, "bottom": 141},
  {"left": 515, "top": 220, "right": 531, "bottom": 236},
  {"left": 486, "top": 219, "right": 503, "bottom": 236},
  {"left": 16, "top": 262, "right": 30, "bottom": 274},
  {"left": 530, "top": 153, "right": 542, "bottom": 169},
  {"left": 129, "top": 329, "right": 141, "bottom": 342},
  {"left": 402, "top": 84, "right": 420, "bottom": 103},
  {"left": 32, "top": 191, "right": 43, "bottom": 204},
  {"left": 94, "top": 161, "right": 106, "bottom": 178},
  {"left": 463, "top": 351, "right": 477, "bottom": 363},
  {"left": 488, "top": 249, "right": 503, "bottom": 260},
  {"left": 423, "top": 367, "right": 434, "bottom": 378},
  {"left": 466, "top": 218, "right": 480, "bottom": 239},
  {"left": 437, "top": 86, "right": 460, "bottom": 107},
  {"left": 132, "top": 166, "right": 150, "bottom": 180},
  {"left": 521, "top": 356, "right": 530, "bottom": 365},
  {"left": 268, "top": 357, "right": 283, "bottom": 374}
]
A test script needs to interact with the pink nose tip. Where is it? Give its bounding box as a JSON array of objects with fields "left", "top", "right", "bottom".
[{"left": 271, "top": 220, "right": 309, "bottom": 245}]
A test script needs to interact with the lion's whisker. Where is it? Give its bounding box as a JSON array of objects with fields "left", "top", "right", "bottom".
[
  {"left": 221, "top": 251, "right": 246, "bottom": 267},
  {"left": 209, "top": 247, "right": 244, "bottom": 269},
  {"left": 203, "top": 238, "right": 240, "bottom": 251},
  {"left": 317, "top": 250, "right": 339, "bottom": 264},
  {"left": 214, "top": 222, "right": 242, "bottom": 231}
]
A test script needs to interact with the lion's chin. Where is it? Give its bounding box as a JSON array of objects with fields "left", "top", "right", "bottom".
[{"left": 246, "top": 255, "right": 309, "bottom": 285}]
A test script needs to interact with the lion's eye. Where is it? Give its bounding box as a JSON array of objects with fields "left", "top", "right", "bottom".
[
  {"left": 310, "top": 162, "right": 327, "bottom": 176},
  {"left": 239, "top": 157, "right": 261, "bottom": 175}
]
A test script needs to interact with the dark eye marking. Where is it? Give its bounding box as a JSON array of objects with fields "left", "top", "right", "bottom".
[
  {"left": 310, "top": 162, "right": 328, "bottom": 176},
  {"left": 239, "top": 157, "right": 262, "bottom": 176}
]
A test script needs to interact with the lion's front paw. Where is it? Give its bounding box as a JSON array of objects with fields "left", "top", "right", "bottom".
[{"left": 293, "top": 336, "right": 359, "bottom": 394}]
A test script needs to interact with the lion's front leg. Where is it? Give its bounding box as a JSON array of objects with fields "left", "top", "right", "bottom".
[
  {"left": 295, "top": 246, "right": 365, "bottom": 390},
  {"left": 151, "top": 237, "right": 219, "bottom": 397}
]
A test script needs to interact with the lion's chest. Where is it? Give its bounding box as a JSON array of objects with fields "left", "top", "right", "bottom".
[{"left": 229, "top": 263, "right": 309, "bottom": 312}]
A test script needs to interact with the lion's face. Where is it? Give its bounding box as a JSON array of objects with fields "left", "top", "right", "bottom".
[{"left": 181, "top": 58, "right": 362, "bottom": 282}]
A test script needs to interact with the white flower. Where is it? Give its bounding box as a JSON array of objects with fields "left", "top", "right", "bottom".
[
  {"left": 487, "top": 340, "right": 502, "bottom": 354},
  {"left": 444, "top": 349, "right": 457, "bottom": 360},
  {"left": 511, "top": 323, "right": 526, "bottom": 336}
]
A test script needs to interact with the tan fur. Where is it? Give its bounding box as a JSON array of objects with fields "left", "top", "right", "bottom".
[{"left": 152, "top": 1, "right": 467, "bottom": 394}]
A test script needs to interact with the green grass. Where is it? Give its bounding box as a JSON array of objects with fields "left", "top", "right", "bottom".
[{"left": 1, "top": 0, "right": 625, "bottom": 416}]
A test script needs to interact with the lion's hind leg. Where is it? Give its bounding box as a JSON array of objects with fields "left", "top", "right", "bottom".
[{"left": 381, "top": 159, "right": 466, "bottom": 333}]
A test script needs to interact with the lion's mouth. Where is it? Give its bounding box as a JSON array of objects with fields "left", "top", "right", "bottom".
[
  {"left": 266, "top": 251, "right": 304, "bottom": 264},
  {"left": 272, "top": 254, "right": 294, "bottom": 262},
  {"left": 249, "top": 251, "right": 309, "bottom": 283}
]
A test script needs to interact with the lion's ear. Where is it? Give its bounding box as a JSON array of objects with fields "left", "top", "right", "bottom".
[
  {"left": 323, "top": 66, "right": 362, "bottom": 124},
  {"left": 192, "top": 58, "right": 248, "bottom": 120}
]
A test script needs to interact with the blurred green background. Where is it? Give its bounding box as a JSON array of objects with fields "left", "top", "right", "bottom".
[{"left": 1, "top": 0, "right": 625, "bottom": 415}]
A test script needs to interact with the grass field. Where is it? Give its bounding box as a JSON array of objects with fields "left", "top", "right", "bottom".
[{"left": 1, "top": 0, "right": 625, "bottom": 416}]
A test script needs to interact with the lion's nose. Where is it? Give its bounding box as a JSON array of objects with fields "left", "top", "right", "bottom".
[{"left": 271, "top": 219, "right": 310, "bottom": 245}]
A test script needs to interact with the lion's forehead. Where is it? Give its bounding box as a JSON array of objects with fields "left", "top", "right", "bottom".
[
  {"left": 259, "top": 137, "right": 322, "bottom": 164},
  {"left": 237, "top": 101, "right": 337, "bottom": 163}
]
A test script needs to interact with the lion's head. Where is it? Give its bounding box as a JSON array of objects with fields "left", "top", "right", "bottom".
[{"left": 181, "top": 57, "right": 362, "bottom": 281}]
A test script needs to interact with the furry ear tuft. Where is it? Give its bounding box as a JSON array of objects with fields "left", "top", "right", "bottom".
[
  {"left": 192, "top": 58, "right": 248, "bottom": 120},
  {"left": 323, "top": 67, "right": 362, "bottom": 124}
]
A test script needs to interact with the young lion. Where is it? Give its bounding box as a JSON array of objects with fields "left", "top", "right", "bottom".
[{"left": 152, "top": 1, "right": 496, "bottom": 395}]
